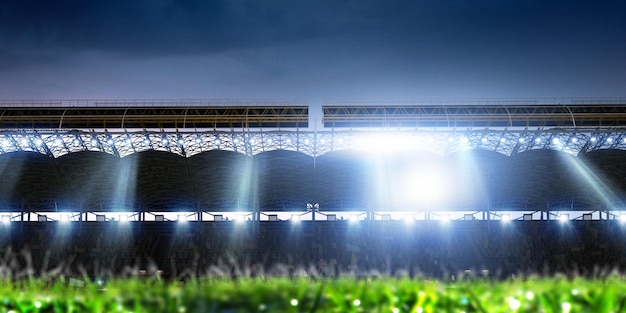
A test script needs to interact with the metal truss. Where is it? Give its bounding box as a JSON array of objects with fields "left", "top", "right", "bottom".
[
  {"left": 0, "top": 102, "right": 308, "bottom": 129},
  {"left": 1, "top": 128, "right": 625, "bottom": 158},
  {"left": 323, "top": 103, "right": 626, "bottom": 128}
]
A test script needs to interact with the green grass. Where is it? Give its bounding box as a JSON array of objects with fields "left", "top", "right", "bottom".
[{"left": 1, "top": 276, "right": 626, "bottom": 312}]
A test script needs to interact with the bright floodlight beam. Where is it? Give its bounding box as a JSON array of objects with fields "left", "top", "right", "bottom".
[
  {"left": 441, "top": 214, "right": 450, "bottom": 223},
  {"left": 559, "top": 214, "right": 569, "bottom": 223},
  {"left": 399, "top": 165, "right": 450, "bottom": 208},
  {"left": 235, "top": 215, "right": 246, "bottom": 223},
  {"left": 501, "top": 214, "right": 511, "bottom": 222},
  {"left": 349, "top": 214, "right": 359, "bottom": 223}
]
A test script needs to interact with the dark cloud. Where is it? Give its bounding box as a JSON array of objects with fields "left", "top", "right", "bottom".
[
  {"left": 2, "top": 0, "right": 330, "bottom": 55},
  {"left": 0, "top": 0, "right": 624, "bottom": 98},
  {"left": 3, "top": 0, "right": 623, "bottom": 55}
]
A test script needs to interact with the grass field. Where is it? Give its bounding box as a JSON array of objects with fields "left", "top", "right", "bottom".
[{"left": 1, "top": 275, "right": 626, "bottom": 312}]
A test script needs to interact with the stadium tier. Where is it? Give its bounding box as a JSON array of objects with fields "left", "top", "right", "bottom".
[{"left": 0, "top": 98, "right": 626, "bottom": 222}]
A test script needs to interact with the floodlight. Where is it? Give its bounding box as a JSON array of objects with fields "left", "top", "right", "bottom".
[
  {"left": 441, "top": 214, "right": 450, "bottom": 223},
  {"left": 619, "top": 214, "right": 626, "bottom": 224},
  {"left": 399, "top": 166, "right": 449, "bottom": 207},
  {"left": 35, "top": 138, "right": 43, "bottom": 146},
  {"left": 91, "top": 139, "right": 98, "bottom": 146},
  {"left": 54, "top": 138, "right": 62, "bottom": 146},
  {"left": 195, "top": 137, "right": 202, "bottom": 144},
  {"left": 500, "top": 138, "right": 506, "bottom": 143},
  {"left": 291, "top": 214, "right": 300, "bottom": 222},
  {"left": 143, "top": 138, "right": 150, "bottom": 146},
  {"left": 119, "top": 214, "right": 129, "bottom": 222},
  {"left": 518, "top": 137, "right": 525, "bottom": 143},
  {"left": 235, "top": 215, "right": 246, "bottom": 223},
  {"left": 178, "top": 138, "right": 185, "bottom": 145},
  {"left": 161, "top": 138, "right": 168, "bottom": 145},
  {"left": 607, "top": 137, "right": 614, "bottom": 143},
  {"left": 481, "top": 137, "right": 487, "bottom": 143},
  {"left": 267, "top": 138, "right": 273, "bottom": 144},
  {"left": 20, "top": 138, "right": 28, "bottom": 146},
  {"left": 535, "top": 138, "right": 541, "bottom": 143},
  {"left": 177, "top": 214, "right": 188, "bottom": 223},
  {"left": 571, "top": 137, "right": 578, "bottom": 143},
  {"left": 73, "top": 139, "right": 80, "bottom": 146},
  {"left": 552, "top": 138, "right": 560, "bottom": 144},
  {"left": 215, "top": 139, "right": 222, "bottom": 145},
  {"left": 404, "top": 215, "right": 414, "bottom": 223},
  {"left": 60, "top": 215, "right": 70, "bottom": 223},
  {"left": 349, "top": 215, "right": 359, "bottom": 223},
  {"left": 559, "top": 214, "right": 569, "bottom": 222},
  {"left": 1, "top": 215, "right": 10, "bottom": 224},
  {"left": 107, "top": 138, "right": 114, "bottom": 145},
  {"left": 501, "top": 214, "right": 510, "bottom": 222},
  {"left": 590, "top": 137, "right": 597, "bottom": 142}
]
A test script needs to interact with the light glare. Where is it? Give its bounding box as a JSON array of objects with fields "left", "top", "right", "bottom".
[
  {"left": 399, "top": 166, "right": 449, "bottom": 208},
  {"left": 349, "top": 215, "right": 359, "bottom": 223}
]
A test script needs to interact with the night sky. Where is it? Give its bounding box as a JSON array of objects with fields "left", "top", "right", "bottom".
[{"left": 1, "top": 0, "right": 624, "bottom": 100}]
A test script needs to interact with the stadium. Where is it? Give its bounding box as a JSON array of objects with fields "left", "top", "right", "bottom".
[{"left": 2, "top": 98, "right": 626, "bottom": 282}]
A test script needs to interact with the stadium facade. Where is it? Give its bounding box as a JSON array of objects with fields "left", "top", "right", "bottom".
[{"left": 1, "top": 98, "right": 626, "bottom": 224}]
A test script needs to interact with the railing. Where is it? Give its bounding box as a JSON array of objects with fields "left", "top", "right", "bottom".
[
  {"left": 0, "top": 99, "right": 307, "bottom": 107},
  {"left": 324, "top": 97, "right": 626, "bottom": 106},
  {"left": 1, "top": 97, "right": 625, "bottom": 107}
]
